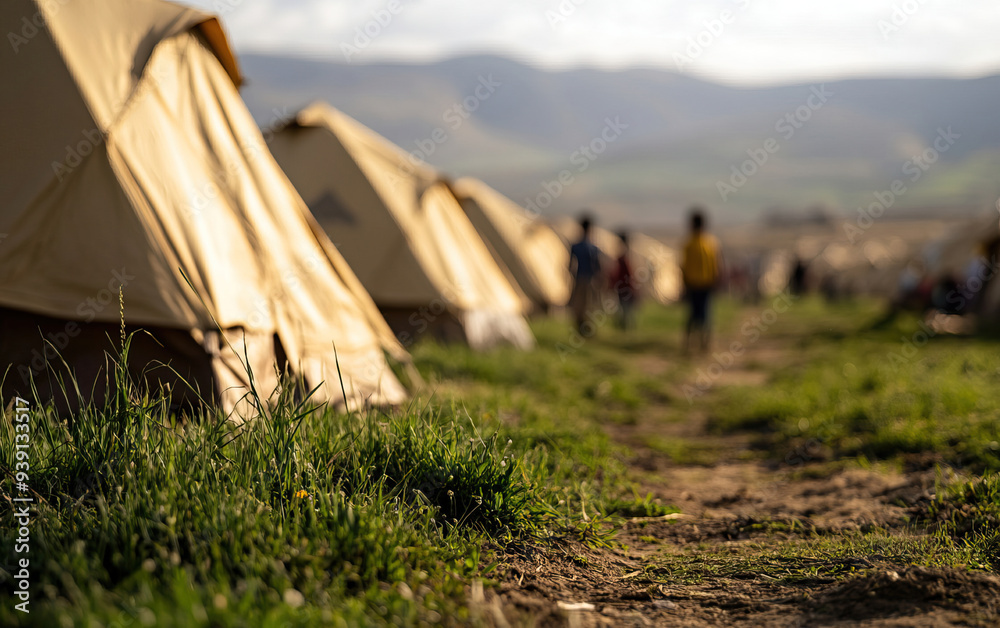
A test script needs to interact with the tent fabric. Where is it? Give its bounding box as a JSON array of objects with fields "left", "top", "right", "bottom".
[
  {"left": 0, "top": 0, "right": 408, "bottom": 413},
  {"left": 449, "top": 177, "right": 571, "bottom": 314},
  {"left": 550, "top": 218, "right": 682, "bottom": 305},
  {"left": 267, "top": 103, "right": 535, "bottom": 350},
  {"left": 923, "top": 212, "right": 1000, "bottom": 320},
  {"left": 926, "top": 212, "right": 1000, "bottom": 277},
  {"left": 630, "top": 233, "right": 684, "bottom": 304}
]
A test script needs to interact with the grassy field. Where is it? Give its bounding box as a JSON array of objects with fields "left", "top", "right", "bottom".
[{"left": 3, "top": 296, "right": 1000, "bottom": 625}]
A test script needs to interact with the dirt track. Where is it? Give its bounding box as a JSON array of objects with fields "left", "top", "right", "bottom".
[{"left": 486, "top": 334, "right": 1000, "bottom": 627}]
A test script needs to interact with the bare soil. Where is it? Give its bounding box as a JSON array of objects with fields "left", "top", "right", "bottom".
[{"left": 485, "top": 334, "right": 1000, "bottom": 626}]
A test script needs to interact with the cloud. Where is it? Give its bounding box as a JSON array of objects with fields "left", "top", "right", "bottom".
[{"left": 182, "top": 0, "right": 1000, "bottom": 85}]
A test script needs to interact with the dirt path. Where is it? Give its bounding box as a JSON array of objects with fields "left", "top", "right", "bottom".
[{"left": 487, "top": 330, "right": 1000, "bottom": 626}]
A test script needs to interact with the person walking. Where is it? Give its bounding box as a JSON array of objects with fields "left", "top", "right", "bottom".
[
  {"left": 569, "top": 214, "right": 603, "bottom": 336},
  {"left": 681, "top": 208, "right": 721, "bottom": 354},
  {"left": 610, "top": 231, "right": 637, "bottom": 330}
]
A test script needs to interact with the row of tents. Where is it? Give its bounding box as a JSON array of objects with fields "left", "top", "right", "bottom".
[
  {"left": 912, "top": 211, "right": 1000, "bottom": 320},
  {"left": 0, "top": 0, "right": 682, "bottom": 415},
  {"left": 729, "top": 211, "right": 1000, "bottom": 323}
]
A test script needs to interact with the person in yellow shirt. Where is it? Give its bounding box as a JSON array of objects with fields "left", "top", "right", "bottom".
[{"left": 681, "top": 208, "right": 722, "bottom": 353}]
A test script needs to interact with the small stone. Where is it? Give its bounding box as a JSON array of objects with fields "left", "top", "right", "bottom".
[
  {"left": 398, "top": 582, "right": 414, "bottom": 601},
  {"left": 283, "top": 588, "right": 305, "bottom": 608},
  {"left": 557, "top": 601, "right": 596, "bottom": 612}
]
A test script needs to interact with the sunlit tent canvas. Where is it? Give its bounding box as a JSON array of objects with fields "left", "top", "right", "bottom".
[
  {"left": 923, "top": 212, "right": 1000, "bottom": 317},
  {"left": 926, "top": 212, "right": 1000, "bottom": 277},
  {"left": 267, "top": 103, "right": 535, "bottom": 350},
  {"left": 449, "top": 177, "right": 571, "bottom": 314},
  {"left": 804, "top": 237, "right": 907, "bottom": 297},
  {"left": 0, "top": 0, "right": 408, "bottom": 413},
  {"left": 550, "top": 217, "right": 682, "bottom": 305},
  {"left": 631, "top": 232, "right": 684, "bottom": 304}
]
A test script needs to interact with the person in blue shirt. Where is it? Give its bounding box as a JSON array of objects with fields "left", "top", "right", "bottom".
[{"left": 568, "top": 214, "right": 603, "bottom": 335}]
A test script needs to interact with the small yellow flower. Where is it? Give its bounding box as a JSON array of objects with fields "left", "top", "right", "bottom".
[{"left": 294, "top": 489, "right": 309, "bottom": 500}]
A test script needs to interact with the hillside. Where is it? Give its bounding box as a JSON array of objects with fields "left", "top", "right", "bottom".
[{"left": 240, "top": 53, "right": 1000, "bottom": 227}]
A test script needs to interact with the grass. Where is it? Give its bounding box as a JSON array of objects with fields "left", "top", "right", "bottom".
[
  {"left": 8, "top": 294, "right": 1000, "bottom": 624},
  {"left": 914, "top": 474, "right": 1000, "bottom": 570},
  {"left": 407, "top": 306, "right": 716, "bottom": 524},
  {"left": 641, "top": 436, "right": 721, "bottom": 467},
  {"left": 649, "top": 530, "right": 989, "bottom": 585},
  {"left": 0, "top": 363, "right": 526, "bottom": 625},
  {"left": 697, "top": 297, "right": 1000, "bottom": 586},
  {"left": 709, "top": 298, "right": 1000, "bottom": 472},
  {"left": 603, "top": 492, "right": 681, "bottom": 519},
  {"left": 0, "top": 304, "right": 693, "bottom": 626}
]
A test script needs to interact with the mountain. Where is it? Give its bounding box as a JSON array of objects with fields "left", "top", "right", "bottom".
[{"left": 239, "top": 53, "right": 1000, "bottom": 228}]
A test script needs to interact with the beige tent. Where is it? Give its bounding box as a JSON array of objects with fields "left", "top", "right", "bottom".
[
  {"left": 267, "top": 103, "right": 534, "bottom": 350},
  {"left": 0, "top": 0, "right": 408, "bottom": 414},
  {"left": 448, "top": 177, "right": 571, "bottom": 314},
  {"left": 631, "top": 233, "right": 684, "bottom": 304},
  {"left": 551, "top": 218, "right": 682, "bottom": 305},
  {"left": 925, "top": 213, "right": 1000, "bottom": 278},
  {"left": 922, "top": 212, "right": 1000, "bottom": 319}
]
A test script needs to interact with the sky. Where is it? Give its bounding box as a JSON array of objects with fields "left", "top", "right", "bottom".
[{"left": 183, "top": 0, "right": 1000, "bottom": 86}]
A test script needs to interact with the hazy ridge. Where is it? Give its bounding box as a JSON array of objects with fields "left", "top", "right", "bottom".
[{"left": 240, "top": 53, "right": 1000, "bottom": 228}]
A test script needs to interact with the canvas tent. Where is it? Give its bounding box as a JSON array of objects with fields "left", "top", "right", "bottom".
[
  {"left": 0, "top": 0, "right": 409, "bottom": 414},
  {"left": 921, "top": 211, "right": 1000, "bottom": 319},
  {"left": 924, "top": 212, "right": 1000, "bottom": 279},
  {"left": 801, "top": 237, "right": 911, "bottom": 298},
  {"left": 630, "top": 233, "right": 684, "bottom": 304},
  {"left": 448, "top": 177, "right": 571, "bottom": 314},
  {"left": 267, "top": 103, "right": 535, "bottom": 350},
  {"left": 551, "top": 218, "right": 682, "bottom": 305}
]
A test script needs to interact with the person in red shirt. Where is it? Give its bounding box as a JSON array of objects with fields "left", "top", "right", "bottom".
[{"left": 610, "top": 231, "right": 637, "bottom": 330}]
